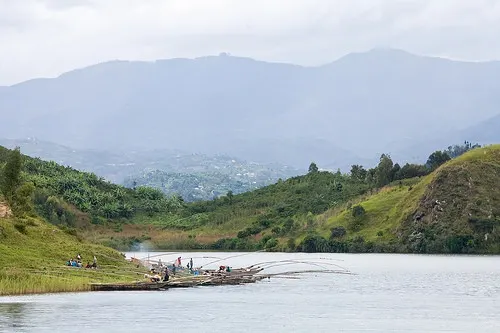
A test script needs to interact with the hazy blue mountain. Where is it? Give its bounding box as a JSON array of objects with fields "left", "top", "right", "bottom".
[
  {"left": 1, "top": 49, "right": 499, "bottom": 168},
  {"left": 390, "top": 113, "right": 500, "bottom": 164}
]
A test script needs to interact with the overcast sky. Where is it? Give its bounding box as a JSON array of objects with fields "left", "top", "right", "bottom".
[{"left": 1, "top": 0, "right": 500, "bottom": 85}]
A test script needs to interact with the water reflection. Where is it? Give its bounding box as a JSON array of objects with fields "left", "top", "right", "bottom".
[{"left": 0, "top": 302, "right": 29, "bottom": 330}]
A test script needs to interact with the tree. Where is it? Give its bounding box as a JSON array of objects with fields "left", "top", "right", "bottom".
[
  {"left": 390, "top": 163, "right": 401, "bottom": 182},
  {"left": 1, "top": 147, "right": 22, "bottom": 202},
  {"left": 350, "top": 165, "right": 367, "bottom": 182},
  {"left": 0, "top": 148, "right": 35, "bottom": 216},
  {"left": 395, "top": 163, "right": 429, "bottom": 180},
  {"left": 308, "top": 162, "right": 319, "bottom": 173},
  {"left": 226, "top": 190, "right": 234, "bottom": 205},
  {"left": 11, "top": 182, "right": 35, "bottom": 216},
  {"left": 445, "top": 141, "right": 481, "bottom": 159},
  {"left": 426, "top": 151, "right": 451, "bottom": 170},
  {"left": 375, "top": 154, "right": 394, "bottom": 187}
]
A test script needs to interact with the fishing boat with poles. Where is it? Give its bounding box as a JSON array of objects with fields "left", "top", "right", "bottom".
[{"left": 90, "top": 252, "right": 352, "bottom": 292}]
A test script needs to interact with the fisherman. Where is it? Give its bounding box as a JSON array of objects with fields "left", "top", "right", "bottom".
[
  {"left": 163, "top": 268, "right": 169, "bottom": 282},
  {"left": 93, "top": 255, "right": 97, "bottom": 268},
  {"left": 176, "top": 257, "right": 182, "bottom": 267},
  {"left": 189, "top": 258, "right": 193, "bottom": 271},
  {"left": 77, "top": 253, "right": 81, "bottom": 261}
]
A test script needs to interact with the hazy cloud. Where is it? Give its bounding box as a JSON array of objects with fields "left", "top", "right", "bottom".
[{"left": 1, "top": 0, "right": 500, "bottom": 84}]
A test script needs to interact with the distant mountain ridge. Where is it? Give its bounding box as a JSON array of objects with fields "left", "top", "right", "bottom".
[{"left": 1, "top": 48, "right": 500, "bottom": 168}]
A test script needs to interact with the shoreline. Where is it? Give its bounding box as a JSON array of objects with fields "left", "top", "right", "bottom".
[{"left": 0, "top": 265, "right": 147, "bottom": 297}]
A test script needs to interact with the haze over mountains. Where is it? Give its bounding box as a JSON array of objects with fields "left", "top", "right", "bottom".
[
  {"left": 0, "top": 138, "right": 300, "bottom": 201},
  {"left": 1, "top": 48, "right": 499, "bottom": 170}
]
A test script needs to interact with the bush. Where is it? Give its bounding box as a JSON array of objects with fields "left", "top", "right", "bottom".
[
  {"left": 299, "top": 235, "right": 330, "bottom": 253},
  {"left": 258, "top": 219, "right": 272, "bottom": 228},
  {"left": 59, "top": 225, "right": 78, "bottom": 237},
  {"left": 237, "top": 229, "right": 250, "bottom": 239},
  {"left": 330, "top": 226, "right": 347, "bottom": 239},
  {"left": 446, "top": 235, "right": 475, "bottom": 254},
  {"left": 352, "top": 205, "right": 366, "bottom": 218},
  {"left": 264, "top": 238, "right": 278, "bottom": 249},
  {"left": 271, "top": 226, "right": 282, "bottom": 235},
  {"left": 136, "top": 186, "right": 164, "bottom": 201},
  {"left": 14, "top": 223, "right": 27, "bottom": 234}
]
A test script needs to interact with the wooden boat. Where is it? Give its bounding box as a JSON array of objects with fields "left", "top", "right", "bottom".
[
  {"left": 90, "top": 281, "right": 170, "bottom": 291},
  {"left": 90, "top": 268, "right": 267, "bottom": 291}
]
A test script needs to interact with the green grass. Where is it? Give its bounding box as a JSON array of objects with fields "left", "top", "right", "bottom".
[
  {"left": 0, "top": 215, "right": 144, "bottom": 296},
  {"left": 315, "top": 176, "right": 432, "bottom": 242}
]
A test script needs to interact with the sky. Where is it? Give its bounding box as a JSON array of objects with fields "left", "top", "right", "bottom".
[{"left": 1, "top": 0, "right": 500, "bottom": 85}]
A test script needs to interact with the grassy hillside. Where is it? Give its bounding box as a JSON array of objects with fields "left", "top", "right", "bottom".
[
  {"left": 397, "top": 145, "right": 500, "bottom": 253},
  {"left": 1, "top": 143, "right": 498, "bottom": 254},
  {"left": 108, "top": 145, "right": 500, "bottom": 254},
  {"left": 0, "top": 212, "right": 142, "bottom": 296},
  {"left": 85, "top": 170, "right": 371, "bottom": 250},
  {"left": 295, "top": 146, "right": 500, "bottom": 254}
]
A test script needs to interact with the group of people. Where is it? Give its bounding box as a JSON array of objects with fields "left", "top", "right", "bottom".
[
  {"left": 145, "top": 257, "right": 196, "bottom": 283},
  {"left": 66, "top": 253, "right": 97, "bottom": 269},
  {"left": 171, "top": 257, "right": 194, "bottom": 273}
]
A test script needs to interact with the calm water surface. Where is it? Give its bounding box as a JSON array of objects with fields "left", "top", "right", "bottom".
[{"left": 1, "top": 253, "right": 499, "bottom": 332}]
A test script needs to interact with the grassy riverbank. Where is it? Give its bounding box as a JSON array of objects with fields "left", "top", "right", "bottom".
[{"left": 0, "top": 215, "right": 143, "bottom": 296}]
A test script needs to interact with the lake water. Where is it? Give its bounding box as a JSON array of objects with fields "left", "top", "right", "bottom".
[{"left": 1, "top": 253, "right": 499, "bottom": 332}]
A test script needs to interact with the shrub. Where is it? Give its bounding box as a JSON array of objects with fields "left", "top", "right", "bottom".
[
  {"left": 352, "top": 205, "right": 366, "bottom": 218},
  {"left": 258, "top": 219, "right": 272, "bottom": 228},
  {"left": 264, "top": 238, "right": 278, "bottom": 249},
  {"left": 237, "top": 229, "right": 250, "bottom": 239},
  {"left": 330, "top": 226, "right": 347, "bottom": 239},
  {"left": 14, "top": 223, "right": 27, "bottom": 234},
  {"left": 271, "top": 226, "right": 282, "bottom": 235},
  {"left": 299, "top": 235, "right": 330, "bottom": 253}
]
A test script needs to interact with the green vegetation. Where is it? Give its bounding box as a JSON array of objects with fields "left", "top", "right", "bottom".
[
  {"left": 2, "top": 141, "right": 498, "bottom": 255},
  {"left": 0, "top": 147, "right": 145, "bottom": 295},
  {"left": 0, "top": 145, "right": 182, "bottom": 225},
  {"left": 124, "top": 169, "right": 295, "bottom": 202},
  {"left": 0, "top": 214, "right": 142, "bottom": 296}
]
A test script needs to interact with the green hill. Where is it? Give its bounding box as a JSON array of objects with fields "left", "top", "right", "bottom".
[
  {"left": 0, "top": 147, "right": 147, "bottom": 295},
  {"left": 0, "top": 212, "right": 141, "bottom": 295},
  {"left": 0, "top": 145, "right": 182, "bottom": 226},
  {"left": 122, "top": 145, "right": 500, "bottom": 254},
  {"left": 1, "top": 143, "right": 498, "bottom": 255}
]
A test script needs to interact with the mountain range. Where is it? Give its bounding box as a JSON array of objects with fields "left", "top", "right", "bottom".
[{"left": 1, "top": 48, "right": 499, "bottom": 169}]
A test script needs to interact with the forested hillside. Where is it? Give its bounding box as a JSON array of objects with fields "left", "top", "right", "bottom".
[
  {"left": 0, "top": 145, "right": 182, "bottom": 228},
  {"left": 2, "top": 142, "right": 497, "bottom": 254},
  {"left": 0, "top": 148, "right": 142, "bottom": 295}
]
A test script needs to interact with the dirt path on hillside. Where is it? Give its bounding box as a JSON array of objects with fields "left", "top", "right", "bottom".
[{"left": 0, "top": 202, "right": 12, "bottom": 218}]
